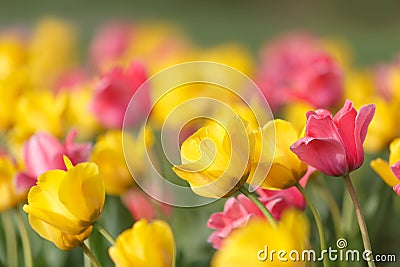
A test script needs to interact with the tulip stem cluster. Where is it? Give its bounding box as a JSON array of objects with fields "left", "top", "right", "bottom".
[
  {"left": 14, "top": 208, "right": 33, "bottom": 267},
  {"left": 1, "top": 211, "right": 17, "bottom": 267},
  {"left": 239, "top": 186, "right": 277, "bottom": 227},
  {"left": 94, "top": 223, "right": 116, "bottom": 246},
  {"left": 295, "top": 183, "right": 329, "bottom": 267},
  {"left": 80, "top": 242, "right": 101, "bottom": 267},
  {"left": 343, "top": 174, "right": 376, "bottom": 267}
]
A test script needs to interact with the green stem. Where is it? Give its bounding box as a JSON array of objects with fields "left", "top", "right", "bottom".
[
  {"left": 315, "top": 180, "right": 343, "bottom": 239},
  {"left": 343, "top": 174, "right": 375, "bottom": 267},
  {"left": 94, "top": 223, "right": 116, "bottom": 246},
  {"left": 83, "top": 241, "right": 91, "bottom": 267},
  {"left": 14, "top": 208, "right": 33, "bottom": 267},
  {"left": 295, "top": 183, "right": 329, "bottom": 267},
  {"left": 1, "top": 211, "right": 18, "bottom": 267},
  {"left": 80, "top": 242, "right": 101, "bottom": 267},
  {"left": 239, "top": 186, "right": 277, "bottom": 227}
]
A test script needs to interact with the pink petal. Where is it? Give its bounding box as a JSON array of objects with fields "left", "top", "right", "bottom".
[
  {"left": 64, "top": 129, "right": 92, "bottom": 164},
  {"left": 15, "top": 172, "right": 36, "bottom": 192},
  {"left": 305, "top": 110, "right": 341, "bottom": 140},
  {"left": 393, "top": 184, "right": 400, "bottom": 196},
  {"left": 332, "top": 100, "right": 358, "bottom": 170},
  {"left": 23, "top": 132, "right": 65, "bottom": 177},
  {"left": 390, "top": 161, "right": 400, "bottom": 180},
  {"left": 291, "top": 137, "right": 347, "bottom": 176}
]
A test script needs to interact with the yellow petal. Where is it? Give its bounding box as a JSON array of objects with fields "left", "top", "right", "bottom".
[
  {"left": 389, "top": 138, "right": 400, "bottom": 165},
  {"left": 63, "top": 155, "right": 73, "bottom": 170},
  {"left": 261, "top": 163, "right": 298, "bottom": 189},
  {"left": 59, "top": 162, "right": 104, "bottom": 224},
  {"left": 370, "top": 158, "right": 399, "bottom": 187}
]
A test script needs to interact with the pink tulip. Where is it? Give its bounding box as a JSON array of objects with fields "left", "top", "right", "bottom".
[
  {"left": 122, "top": 189, "right": 171, "bottom": 221},
  {"left": 291, "top": 100, "right": 375, "bottom": 176},
  {"left": 393, "top": 184, "right": 400, "bottom": 196},
  {"left": 90, "top": 61, "right": 150, "bottom": 129},
  {"left": 207, "top": 182, "right": 307, "bottom": 249},
  {"left": 15, "top": 129, "right": 91, "bottom": 191},
  {"left": 390, "top": 162, "right": 400, "bottom": 196},
  {"left": 256, "top": 33, "right": 343, "bottom": 111}
]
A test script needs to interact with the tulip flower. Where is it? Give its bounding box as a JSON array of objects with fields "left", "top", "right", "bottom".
[
  {"left": 23, "top": 157, "right": 105, "bottom": 250},
  {"left": 90, "top": 61, "right": 150, "bottom": 129},
  {"left": 122, "top": 188, "right": 171, "bottom": 221},
  {"left": 109, "top": 219, "right": 175, "bottom": 267},
  {"left": 90, "top": 130, "right": 135, "bottom": 195},
  {"left": 291, "top": 100, "right": 375, "bottom": 176},
  {"left": 256, "top": 33, "right": 343, "bottom": 111},
  {"left": 207, "top": 185, "right": 306, "bottom": 249},
  {"left": 249, "top": 119, "right": 307, "bottom": 189},
  {"left": 211, "top": 209, "right": 309, "bottom": 267},
  {"left": 371, "top": 138, "right": 400, "bottom": 188},
  {"left": 173, "top": 116, "right": 254, "bottom": 198},
  {"left": 16, "top": 129, "right": 91, "bottom": 191},
  {"left": 0, "top": 155, "right": 27, "bottom": 212}
]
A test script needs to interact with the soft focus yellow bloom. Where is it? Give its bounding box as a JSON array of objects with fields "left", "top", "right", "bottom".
[
  {"left": 8, "top": 90, "right": 66, "bottom": 158},
  {"left": 249, "top": 119, "right": 307, "bottom": 189},
  {"left": 63, "top": 85, "right": 101, "bottom": 139},
  {"left": 0, "top": 36, "right": 26, "bottom": 80},
  {"left": 211, "top": 209, "right": 309, "bottom": 267},
  {"left": 363, "top": 98, "right": 398, "bottom": 153},
  {"left": 23, "top": 157, "right": 105, "bottom": 250},
  {"left": 29, "top": 18, "right": 76, "bottom": 89},
  {"left": 109, "top": 219, "right": 175, "bottom": 267},
  {"left": 281, "top": 102, "right": 312, "bottom": 132},
  {"left": 173, "top": 116, "right": 253, "bottom": 198},
  {"left": 371, "top": 138, "right": 400, "bottom": 187},
  {"left": 0, "top": 156, "right": 27, "bottom": 212},
  {"left": 90, "top": 130, "right": 136, "bottom": 195}
]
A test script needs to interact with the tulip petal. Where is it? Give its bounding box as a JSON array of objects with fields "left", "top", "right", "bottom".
[
  {"left": 370, "top": 158, "right": 399, "bottom": 187},
  {"left": 291, "top": 137, "right": 347, "bottom": 176},
  {"left": 306, "top": 110, "right": 341, "bottom": 140},
  {"left": 389, "top": 138, "right": 400, "bottom": 165},
  {"left": 390, "top": 161, "right": 400, "bottom": 181},
  {"left": 59, "top": 162, "right": 104, "bottom": 223},
  {"left": 261, "top": 163, "right": 297, "bottom": 189}
]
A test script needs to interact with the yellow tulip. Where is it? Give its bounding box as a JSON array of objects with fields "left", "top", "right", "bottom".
[
  {"left": 0, "top": 156, "right": 27, "bottom": 212},
  {"left": 211, "top": 209, "right": 309, "bottom": 267},
  {"left": 371, "top": 138, "right": 400, "bottom": 187},
  {"left": 173, "top": 116, "right": 254, "bottom": 198},
  {"left": 90, "top": 130, "right": 137, "bottom": 195},
  {"left": 0, "top": 36, "right": 26, "bottom": 80},
  {"left": 29, "top": 17, "right": 76, "bottom": 89},
  {"left": 249, "top": 119, "right": 307, "bottom": 189},
  {"left": 23, "top": 157, "right": 105, "bottom": 250},
  {"left": 109, "top": 219, "right": 175, "bottom": 267}
]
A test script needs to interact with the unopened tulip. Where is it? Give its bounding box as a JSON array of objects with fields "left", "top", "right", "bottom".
[
  {"left": 23, "top": 157, "right": 105, "bottom": 250},
  {"left": 211, "top": 209, "right": 309, "bottom": 267},
  {"left": 291, "top": 100, "right": 375, "bottom": 176},
  {"left": 109, "top": 219, "right": 175, "bottom": 267}
]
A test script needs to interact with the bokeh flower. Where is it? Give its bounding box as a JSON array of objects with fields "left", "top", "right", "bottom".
[
  {"left": 371, "top": 138, "right": 400, "bottom": 195},
  {"left": 23, "top": 157, "right": 105, "bottom": 250},
  {"left": 90, "top": 130, "right": 135, "bottom": 195},
  {"left": 256, "top": 33, "right": 343, "bottom": 111},
  {"left": 109, "top": 219, "right": 175, "bottom": 267},
  {"left": 211, "top": 209, "right": 309, "bottom": 267},
  {"left": 16, "top": 129, "right": 91, "bottom": 191},
  {"left": 90, "top": 61, "right": 150, "bottom": 129},
  {"left": 291, "top": 100, "right": 375, "bottom": 176},
  {"left": 207, "top": 180, "right": 307, "bottom": 249},
  {"left": 0, "top": 154, "right": 27, "bottom": 212}
]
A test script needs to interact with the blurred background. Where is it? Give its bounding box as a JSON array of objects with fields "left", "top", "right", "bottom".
[{"left": 1, "top": 0, "right": 400, "bottom": 65}]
